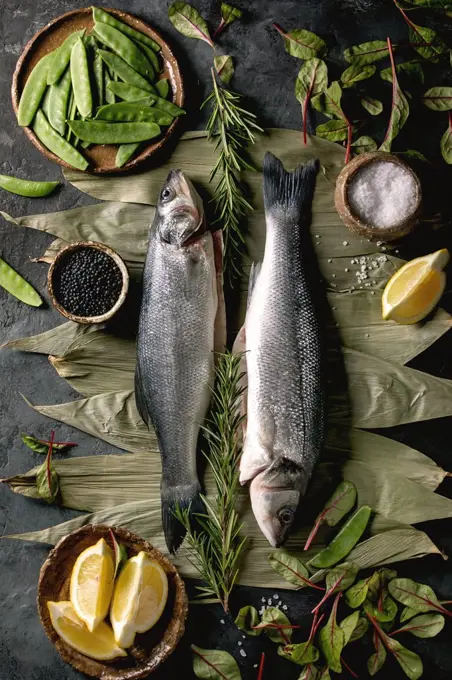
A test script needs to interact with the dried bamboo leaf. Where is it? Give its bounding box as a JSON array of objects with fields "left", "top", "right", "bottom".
[
  {"left": 1, "top": 320, "right": 104, "bottom": 355},
  {"left": 346, "top": 527, "right": 443, "bottom": 568},
  {"left": 32, "top": 238, "right": 69, "bottom": 264}
]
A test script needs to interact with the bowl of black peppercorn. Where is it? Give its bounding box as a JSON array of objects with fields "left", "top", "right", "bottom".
[{"left": 48, "top": 242, "right": 129, "bottom": 324}]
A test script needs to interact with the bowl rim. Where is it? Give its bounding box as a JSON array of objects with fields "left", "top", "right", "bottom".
[
  {"left": 47, "top": 241, "right": 130, "bottom": 324},
  {"left": 11, "top": 7, "right": 184, "bottom": 174}
]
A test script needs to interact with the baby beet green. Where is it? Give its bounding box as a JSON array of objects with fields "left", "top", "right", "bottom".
[
  {"left": 48, "top": 68, "right": 72, "bottom": 136},
  {"left": 93, "top": 22, "right": 155, "bottom": 80},
  {"left": 0, "top": 175, "right": 59, "bottom": 198},
  {"left": 0, "top": 257, "right": 42, "bottom": 307},
  {"left": 116, "top": 142, "right": 141, "bottom": 168},
  {"left": 67, "top": 120, "right": 161, "bottom": 144},
  {"left": 33, "top": 110, "right": 89, "bottom": 171},
  {"left": 308, "top": 505, "right": 372, "bottom": 569},
  {"left": 97, "top": 50, "right": 156, "bottom": 94},
  {"left": 92, "top": 7, "right": 161, "bottom": 52},
  {"left": 70, "top": 38, "right": 92, "bottom": 119},
  {"left": 17, "top": 51, "right": 56, "bottom": 127},
  {"left": 47, "top": 30, "right": 86, "bottom": 85},
  {"left": 95, "top": 101, "right": 173, "bottom": 125}
]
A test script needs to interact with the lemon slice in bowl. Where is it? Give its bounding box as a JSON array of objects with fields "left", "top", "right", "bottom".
[
  {"left": 110, "top": 551, "right": 168, "bottom": 648},
  {"left": 70, "top": 538, "right": 115, "bottom": 632},
  {"left": 382, "top": 249, "right": 449, "bottom": 324},
  {"left": 47, "top": 601, "right": 126, "bottom": 661}
]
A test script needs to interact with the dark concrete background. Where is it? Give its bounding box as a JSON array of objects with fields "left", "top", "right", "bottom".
[{"left": 1, "top": 1, "right": 452, "bottom": 678}]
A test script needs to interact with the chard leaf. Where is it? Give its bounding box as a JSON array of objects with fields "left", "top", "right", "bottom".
[
  {"left": 316, "top": 120, "right": 349, "bottom": 142},
  {"left": 422, "top": 87, "right": 452, "bottom": 111},
  {"left": 254, "top": 607, "right": 294, "bottom": 643},
  {"left": 22, "top": 434, "right": 76, "bottom": 454},
  {"left": 341, "top": 64, "right": 376, "bottom": 88},
  {"left": 380, "top": 61, "right": 424, "bottom": 85},
  {"left": 298, "top": 665, "right": 320, "bottom": 679},
  {"left": 364, "top": 596, "right": 398, "bottom": 623},
  {"left": 344, "top": 40, "right": 390, "bottom": 65},
  {"left": 368, "top": 630, "right": 387, "bottom": 676},
  {"left": 273, "top": 24, "right": 327, "bottom": 60},
  {"left": 388, "top": 578, "right": 450, "bottom": 616},
  {"left": 192, "top": 646, "right": 241, "bottom": 680},
  {"left": 379, "top": 39, "right": 409, "bottom": 152},
  {"left": 408, "top": 22, "right": 447, "bottom": 61},
  {"left": 220, "top": 2, "right": 242, "bottom": 26},
  {"left": 325, "top": 562, "right": 359, "bottom": 593},
  {"left": 400, "top": 606, "right": 420, "bottom": 622},
  {"left": 318, "top": 669, "right": 331, "bottom": 680},
  {"left": 392, "top": 613, "right": 445, "bottom": 638},
  {"left": 295, "top": 58, "right": 328, "bottom": 144},
  {"left": 345, "top": 576, "right": 374, "bottom": 608},
  {"left": 280, "top": 641, "right": 320, "bottom": 665},
  {"left": 351, "top": 136, "right": 377, "bottom": 154},
  {"left": 361, "top": 96, "right": 383, "bottom": 116},
  {"left": 339, "top": 611, "right": 360, "bottom": 645},
  {"left": 322, "top": 81, "right": 346, "bottom": 120},
  {"left": 349, "top": 616, "right": 369, "bottom": 641},
  {"left": 441, "top": 114, "right": 452, "bottom": 163},
  {"left": 403, "top": 0, "right": 452, "bottom": 6},
  {"left": 305, "top": 480, "right": 356, "bottom": 550},
  {"left": 234, "top": 605, "right": 262, "bottom": 636},
  {"left": 386, "top": 636, "right": 423, "bottom": 679},
  {"left": 36, "top": 434, "right": 59, "bottom": 504},
  {"left": 318, "top": 594, "right": 344, "bottom": 673},
  {"left": 268, "top": 550, "right": 320, "bottom": 589},
  {"left": 214, "top": 55, "right": 234, "bottom": 84},
  {"left": 168, "top": 2, "right": 213, "bottom": 47}
]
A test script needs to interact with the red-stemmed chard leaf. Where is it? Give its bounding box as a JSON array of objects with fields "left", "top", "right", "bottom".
[
  {"left": 35, "top": 431, "right": 60, "bottom": 504},
  {"left": 379, "top": 38, "right": 410, "bottom": 152},
  {"left": 295, "top": 58, "right": 328, "bottom": 145},
  {"left": 192, "top": 645, "right": 241, "bottom": 680},
  {"left": 168, "top": 3, "right": 214, "bottom": 48},
  {"left": 441, "top": 112, "right": 452, "bottom": 163},
  {"left": 393, "top": 1, "right": 447, "bottom": 61},
  {"left": 213, "top": 3, "right": 242, "bottom": 38},
  {"left": 269, "top": 550, "right": 325, "bottom": 590},
  {"left": 273, "top": 24, "right": 327, "bottom": 59},
  {"left": 366, "top": 613, "right": 423, "bottom": 680},
  {"left": 304, "top": 481, "right": 356, "bottom": 550},
  {"left": 318, "top": 593, "right": 344, "bottom": 673}
]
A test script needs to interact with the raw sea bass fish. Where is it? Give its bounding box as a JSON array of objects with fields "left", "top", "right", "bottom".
[
  {"left": 240, "top": 152, "right": 325, "bottom": 548},
  {"left": 135, "top": 169, "right": 224, "bottom": 554}
]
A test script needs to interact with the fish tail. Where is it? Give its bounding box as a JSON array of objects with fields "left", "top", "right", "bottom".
[
  {"left": 161, "top": 479, "right": 205, "bottom": 554},
  {"left": 262, "top": 152, "right": 319, "bottom": 219}
]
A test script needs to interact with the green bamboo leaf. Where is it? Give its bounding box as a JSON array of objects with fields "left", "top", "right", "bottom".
[
  {"left": 361, "top": 96, "right": 383, "bottom": 116},
  {"left": 214, "top": 55, "right": 234, "bottom": 85},
  {"left": 234, "top": 605, "right": 262, "bottom": 636},
  {"left": 274, "top": 24, "right": 327, "bottom": 59},
  {"left": 408, "top": 22, "right": 447, "bottom": 61},
  {"left": 318, "top": 595, "right": 344, "bottom": 673},
  {"left": 344, "top": 40, "right": 390, "bottom": 65},
  {"left": 168, "top": 3, "right": 213, "bottom": 47},
  {"left": 316, "top": 120, "right": 349, "bottom": 142},
  {"left": 393, "top": 613, "right": 445, "bottom": 638},
  {"left": 422, "top": 87, "right": 452, "bottom": 111},
  {"left": 388, "top": 578, "right": 449, "bottom": 616},
  {"left": 268, "top": 550, "right": 315, "bottom": 589},
  {"left": 368, "top": 633, "right": 387, "bottom": 676},
  {"left": 192, "top": 645, "right": 241, "bottom": 680},
  {"left": 380, "top": 61, "right": 424, "bottom": 85},
  {"left": 339, "top": 611, "right": 360, "bottom": 645},
  {"left": 441, "top": 115, "right": 452, "bottom": 163},
  {"left": 351, "top": 136, "right": 378, "bottom": 154},
  {"left": 254, "top": 607, "right": 293, "bottom": 643},
  {"left": 349, "top": 616, "right": 369, "bottom": 641},
  {"left": 341, "top": 64, "right": 376, "bottom": 87}
]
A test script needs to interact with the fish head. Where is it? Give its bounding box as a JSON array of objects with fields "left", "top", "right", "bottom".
[
  {"left": 249, "top": 458, "right": 308, "bottom": 548},
  {"left": 156, "top": 169, "right": 205, "bottom": 246}
]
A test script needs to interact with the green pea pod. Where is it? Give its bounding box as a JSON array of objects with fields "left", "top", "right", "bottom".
[
  {"left": 48, "top": 67, "right": 72, "bottom": 136},
  {"left": 47, "top": 29, "right": 86, "bottom": 85},
  {"left": 308, "top": 505, "right": 372, "bottom": 569},
  {"left": 70, "top": 38, "right": 92, "bottom": 119},
  {"left": 0, "top": 257, "right": 42, "bottom": 307},
  {"left": 137, "top": 41, "right": 161, "bottom": 74},
  {"left": 0, "top": 174, "right": 59, "bottom": 198},
  {"left": 33, "top": 110, "right": 89, "bottom": 171},
  {"left": 41, "top": 87, "right": 52, "bottom": 121},
  {"left": 93, "top": 22, "right": 155, "bottom": 80},
  {"left": 104, "top": 69, "right": 116, "bottom": 104},
  {"left": 67, "top": 119, "right": 161, "bottom": 144},
  {"left": 152, "top": 95, "right": 185, "bottom": 117},
  {"left": 95, "top": 101, "right": 173, "bottom": 125},
  {"left": 97, "top": 50, "right": 156, "bottom": 94},
  {"left": 155, "top": 78, "right": 170, "bottom": 99},
  {"left": 116, "top": 142, "right": 141, "bottom": 168},
  {"left": 93, "top": 54, "right": 104, "bottom": 107},
  {"left": 17, "top": 51, "right": 56, "bottom": 126},
  {"left": 106, "top": 81, "right": 151, "bottom": 101},
  {"left": 92, "top": 7, "right": 161, "bottom": 52}
]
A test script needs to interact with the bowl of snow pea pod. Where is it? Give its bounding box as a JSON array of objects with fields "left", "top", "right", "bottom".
[{"left": 12, "top": 6, "right": 185, "bottom": 173}]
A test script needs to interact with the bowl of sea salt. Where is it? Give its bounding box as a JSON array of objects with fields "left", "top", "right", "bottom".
[{"left": 334, "top": 152, "right": 422, "bottom": 242}]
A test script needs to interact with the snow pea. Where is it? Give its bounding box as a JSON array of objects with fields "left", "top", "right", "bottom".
[
  {"left": 95, "top": 100, "right": 173, "bottom": 125},
  {"left": 48, "top": 67, "right": 72, "bottom": 136},
  {"left": 308, "top": 505, "right": 372, "bottom": 569},
  {"left": 92, "top": 7, "right": 160, "bottom": 52},
  {"left": 0, "top": 257, "right": 42, "bottom": 307},
  {"left": 155, "top": 78, "right": 170, "bottom": 99},
  {"left": 33, "top": 110, "right": 89, "bottom": 171},
  {"left": 152, "top": 95, "right": 185, "bottom": 117},
  {"left": 70, "top": 37, "right": 92, "bottom": 119},
  {"left": 67, "top": 119, "right": 161, "bottom": 144},
  {"left": 104, "top": 69, "right": 115, "bottom": 104},
  {"left": 18, "top": 51, "right": 56, "bottom": 126},
  {"left": 136, "top": 41, "right": 160, "bottom": 74},
  {"left": 41, "top": 87, "right": 52, "bottom": 121},
  {"left": 93, "top": 54, "right": 104, "bottom": 107},
  {"left": 93, "top": 22, "right": 155, "bottom": 80},
  {"left": 47, "top": 30, "right": 85, "bottom": 85},
  {"left": 97, "top": 50, "right": 156, "bottom": 94},
  {"left": 0, "top": 174, "right": 59, "bottom": 197},
  {"left": 116, "top": 142, "right": 141, "bottom": 168},
  {"left": 106, "top": 81, "right": 151, "bottom": 101}
]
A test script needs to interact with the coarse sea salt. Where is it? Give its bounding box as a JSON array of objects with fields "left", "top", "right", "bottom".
[{"left": 347, "top": 160, "right": 417, "bottom": 229}]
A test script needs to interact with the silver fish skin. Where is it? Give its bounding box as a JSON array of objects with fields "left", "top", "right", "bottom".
[
  {"left": 240, "top": 152, "right": 325, "bottom": 548},
  {"left": 135, "top": 169, "right": 219, "bottom": 554}
]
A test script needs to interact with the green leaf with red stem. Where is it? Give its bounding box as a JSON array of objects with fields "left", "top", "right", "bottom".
[
  {"left": 273, "top": 23, "right": 327, "bottom": 59},
  {"left": 168, "top": 3, "right": 214, "bottom": 48},
  {"left": 192, "top": 645, "right": 241, "bottom": 680},
  {"left": 422, "top": 87, "right": 452, "bottom": 111},
  {"left": 339, "top": 611, "right": 360, "bottom": 645},
  {"left": 312, "top": 562, "right": 358, "bottom": 614},
  {"left": 368, "top": 628, "right": 387, "bottom": 676},
  {"left": 361, "top": 96, "right": 383, "bottom": 116},
  {"left": 316, "top": 120, "right": 349, "bottom": 142},
  {"left": 22, "top": 433, "right": 77, "bottom": 454},
  {"left": 318, "top": 669, "right": 331, "bottom": 680},
  {"left": 441, "top": 113, "right": 452, "bottom": 163},
  {"left": 391, "top": 613, "right": 445, "bottom": 638},
  {"left": 318, "top": 593, "right": 344, "bottom": 673},
  {"left": 366, "top": 613, "right": 423, "bottom": 680},
  {"left": 35, "top": 431, "right": 59, "bottom": 504},
  {"left": 380, "top": 60, "right": 424, "bottom": 86},
  {"left": 346, "top": 572, "right": 379, "bottom": 608},
  {"left": 349, "top": 616, "right": 369, "bottom": 641},
  {"left": 379, "top": 38, "right": 409, "bottom": 152},
  {"left": 351, "top": 136, "right": 378, "bottom": 154},
  {"left": 214, "top": 55, "right": 234, "bottom": 85},
  {"left": 388, "top": 578, "right": 452, "bottom": 618},
  {"left": 341, "top": 63, "right": 376, "bottom": 88},
  {"left": 254, "top": 607, "right": 295, "bottom": 644},
  {"left": 344, "top": 40, "right": 391, "bottom": 65},
  {"left": 234, "top": 605, "right": 262, "bottom": 636},
  {"left": 298, "top": 665, "right": 320, "bottom": 680},
  {"left": 400, "top": 606, "right": 419, "bottom": 622},
  {"left": 213, "top": 3, "right": 242, "bottom": 38},
  {"left": 268, "top": 550, "right": 325, "bottom": 590},
  {"left": 295, "top": 58, "right": 328, "bottom": 145},
  {"left": 394, "top": 2, "right": 447, "bottom": 61},
  {"left": 364, "top": 595, "right": 398, "bottom": 624}
]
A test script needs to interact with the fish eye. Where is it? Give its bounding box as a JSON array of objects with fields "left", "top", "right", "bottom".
[
  {"left": 278, "top": 508, "right": 294, "bottom": 526},
  {"left": 160, "top": 186, "right": 174, "bottom": 202}
]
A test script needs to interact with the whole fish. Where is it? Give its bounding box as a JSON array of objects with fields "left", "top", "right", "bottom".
[
  {"left": 239, "top": 152, "right": 325, "bottom": 548},
  {"left": 135, "top": 169, "right": 224, "bottom": 554}
]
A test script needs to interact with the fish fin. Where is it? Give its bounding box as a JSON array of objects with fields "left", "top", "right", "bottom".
[
  {"left": 247, "top": 262, "right": 261, "bottom": 310},
  {"left": 161, "top": 479, "right": 205, "bottom": 554},
  {"left": 262, "top": 152, "right": 319, "bottom": 219},
  {"left": 134, "top": 365, "right": 150, "bottom": 426}
]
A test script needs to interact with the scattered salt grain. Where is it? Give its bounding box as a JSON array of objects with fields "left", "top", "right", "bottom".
[
  {"left": 278, "top": 601, "right": 282, "bottom": 606},
  {"left": 344, "top": 268, "right": 349, "bottom": 272},
  {"left": 343, "top": 241, "right": 349, "bottom": 246},
  {"left": 240, "top": 649, "right": 247, "bottom": 658},
  {"left": 254, "top": 665, "right": 258, "bottom": 669},
  {"left": 267, "top": 598, "right": 272, "bottom": 605},
  {"left": 220, "top": 619, "right": 225, "bottom": 625},
  {"left": 274, "top": 594, "right": 279, "bottom": 599},
  {"left": 242, "top": 635, "right": 246, "bottom": 639},
  {"left": 261, "top": 597, "right": 266, "bottom": 603},
  {"left": 347, "top": 160, "right": 418, "bottom": 228},
  {"left": 238, "top": 641, "right": 242, "bottom": 646},
  {"left": 328, "top": 258, "right": 333, "bottom": 263},
  {"left": 282, "top": 605, "right": 288, "bottom": 610}
]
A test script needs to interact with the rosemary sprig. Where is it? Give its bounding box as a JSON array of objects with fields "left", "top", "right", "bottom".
[
  {"left": 202, "top": 69, "right": 263, "bottom": 281},
  {"left": 174, "top": 351, "right": 246, "bottom": 612}
]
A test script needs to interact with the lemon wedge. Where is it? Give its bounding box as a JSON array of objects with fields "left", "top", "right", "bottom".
[
  {"left": 110, "top": 551, "right": 168, "bottom": 648},
  {"left": 382, "top": 249, "right": 449, "bottom": 324},
  {"left": 70, "top": 537, "right": 115, "bottom": 632},
  {"left": 47, "top": 601, "right": 126, "bottom": 661}
]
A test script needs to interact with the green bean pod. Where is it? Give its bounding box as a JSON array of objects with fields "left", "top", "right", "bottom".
[
  {"left": 0, "top": 174, "right": 59, "bottom": 197},
  {"left": 93, "top": 54, "right": 104, "bottom": 107},
  {"left": 307, "top": 505, "right": 372, "bottom": 569},
  {"left": 106, "top": 81, "right": 151, "bottom": 101},
  {"left": 136, "top": 41, "right": 160, "bottom": 74},
  {"left": 0, "top": 257, "right": 43, "bottom": 307},
  {"left": 17, "top": 51, "right": 56, "bottom": 126},
  {"left": 70, "top": 38, "right": 92, "bottom": 119},
  {"left": 93, "top": 22, "right": 155, "bottom": 80},
  {"left": 152, "top": 95, "right": 185, "bottom": 117},
  {"left": 116, "top": 142, "right": 141, "bottom": 168},
  {"left": 104, "top": 69, "right": 115, "bottom": 104},
  {"left": 41, "top": 87, "right": 52, "bottom": 121},
  {"left": 97, "top": 50, "right": 156, "bottom": 94},
  {"left": 47, "top": 30, "right": 85, "bottom": 85},
  {"left": 33, "top": 110, "right": 89, "bottom": 171},
  {"left": 95, "top": 100, "right": 173, "bottom": 125},
  {"left": 48, "top": 68, "right": 72, "bottom": 136},
  {"left": 67, "top": 120, "right": 161, "bottom": 144},
  {"left": 155, "top": 78, "right": 170, "bottom": 100},
  {"left": 92, "top": 7, "right": 160, "bottom": 52}
]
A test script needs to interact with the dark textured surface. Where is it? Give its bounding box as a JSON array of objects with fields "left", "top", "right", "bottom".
[{"left": 1, "top": 1, "right": 452, "bottom": 679}]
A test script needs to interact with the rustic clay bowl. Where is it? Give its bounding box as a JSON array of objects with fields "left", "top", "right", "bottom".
[
  {"left": 37, "top": 524, "right": 188, "bottom": 679},
  {"left": 12, "top": 7, "right": 184, "bottom": 174},
  {"left": 334, "top": 151, "right": 422, "bottom": 242},
  {"left": 47, "top": 241, "right": 129, "bottom": 324}
]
